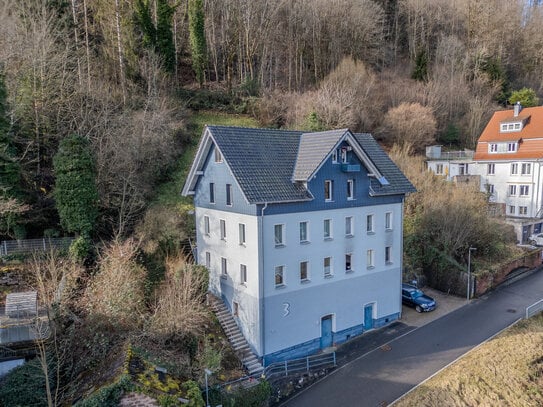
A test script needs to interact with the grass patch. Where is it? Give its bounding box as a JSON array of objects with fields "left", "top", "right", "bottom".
[
  {"left": 152, "top": 110, "right": 259, "bottom": 208},
  {"left": 395, "top": 314, "right": 543, "bottom": 407}
]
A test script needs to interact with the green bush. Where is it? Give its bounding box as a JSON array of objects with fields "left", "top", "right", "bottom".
[
  {"left": 0, "top": 359, "right": 50, "bottom": 407},
  {"left": 75, "top": 374, "right": 133, "bottom": 407},
  {"left": 69, "top": 235, "right": 92, "bottom": 261},
  {"left": 182, "top": 380, "right": 205, "bottom": 407}
]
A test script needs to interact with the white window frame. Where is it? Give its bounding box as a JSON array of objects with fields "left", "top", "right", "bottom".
[
  {"left": 367, "top": 249, "right": 374, "bottom": 268},
  {"left": 508, "top": 143, "right": 517, "bottom": 152},
  {"left": 220, "top": 219, "right": 226, "bottom": 240},
  {"left": 519, "top": 206, "right": 528, "bottom": 215},
  {"left": 274, "top": 224, "right": 285, "bottom": 246},
  {"left": 520, "top": 185, "right": 530, "bottom": 196},
  {"left": 385, "top": 246, "right": 392, "bottom": 264},
  {"left": 275, "top": 265, "right": 285, "bottom": 287},
  {"left": 487, "top": 163, "right": 495, "bottom": 175},
  {"left": 300, "top": 261, "right": 309, "bottom": 282},
  {"left": 299, "top": 221, "right": 309, "bottom": 243},
  {"left": 205, "top": 251, "right": 211, "bottom": 268},
  {"left": 345, "top": 216, "right": 353, "bottom": 237},
  {"left": 509, "top": 185, "right": 517, "bottom": 196},
  {"left": 204, "top": 216, "right": 210, "bottom": 236},
  {"left": 332, "top": 149, "right": 338, "bottom": 163},
  {"left": 209, "top": 183, "right": 215, "bottom": 204},
  {"left": 508, "top": 205, "right": 515, "bottom": 215},
  {"left": 436, "top": 164, "right": 443, "bottom": 175},
  {"left": 324, "top": 180, "right": 333, "bottom": 201},
  {"left": 345, "top": 253, "right": 352, "bottom": 272},
  {"left": 521, "top": 163, "right": 532, "bottom": 175},
  {"left": 487, "top": 184, "right": 495, "bottom": 194},
  {"left": 240, "top": 264, "right": 247, "bottom": 285},
  {"left": 511, "top": 163, "right": 518, "bottom": 175},
  {"left": 366, "top": 214, "right": 374, "bottom": 233},
  {"left": 239, "top": 223, "right": 246, "bottom": 245},
  {"left": 385, "top": 212, "right": 393, "bottom": 230},
  {"left": 226, "top": 184, "right": 233, "bottom": 206},
  {"left": 324, "top": 219, "right": 332, "bottom": 239},
  {"left": 324, "top": 256, "right": 332, "bottom": 278},
  {"left": 347, "top": 179, "right": 354, "bottom": 200},
  {"left": 489, "top": 143, "right": 498, "bottom": 153},
  {"left": 341, "top": 148, "right": 348, "bottom": 163},
  {"left": 221, "top": 257, "right": 228, "bottom": 277},
  {"left": 214, "top": 148, "right": 223, "bottom": 163}
]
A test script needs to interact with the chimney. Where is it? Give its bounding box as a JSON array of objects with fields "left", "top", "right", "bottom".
[{"left": 514, "top": 101, "right": 522, "bottom": 117}]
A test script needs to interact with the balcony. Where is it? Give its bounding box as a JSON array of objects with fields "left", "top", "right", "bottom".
[{"left": 341, "top": 163, "right": 360, "bottom": 172}]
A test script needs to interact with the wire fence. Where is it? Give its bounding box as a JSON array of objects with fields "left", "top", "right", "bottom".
[{"left": 0, "top": 237, "right": 74, "bottom": 257}]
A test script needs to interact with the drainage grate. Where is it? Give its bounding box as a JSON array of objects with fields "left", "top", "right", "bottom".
[{"left": 507, "top": 309, "right": 517, "bottom": 313}]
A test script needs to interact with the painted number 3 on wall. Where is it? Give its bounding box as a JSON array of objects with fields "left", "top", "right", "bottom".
[{"left": 282, "top": 302, "right": 290, "bottom": 317}]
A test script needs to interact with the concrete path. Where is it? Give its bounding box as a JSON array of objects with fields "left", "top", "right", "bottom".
[{"left": 283, "top": 269, "right": 543, "bottom": 407}]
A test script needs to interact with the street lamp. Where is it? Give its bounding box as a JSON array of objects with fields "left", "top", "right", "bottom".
[
  {"left": 204, "top": 368, "right": 212, "bottom": 407},
  {"left": 467, "top": 246, "right": 477, "bottom": 300}
]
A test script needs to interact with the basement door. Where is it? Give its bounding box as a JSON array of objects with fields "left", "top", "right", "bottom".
[
  {"left": 364, "top": 304, "right": 374, "bottom": 330},
  {"left": 320, "top": 315, "right": 333, "bottom": 348}
]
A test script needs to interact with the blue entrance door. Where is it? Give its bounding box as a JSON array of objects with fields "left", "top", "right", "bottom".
[
  {"left": 364, "top": 304, "right": 374, "bottom": 330},
  {"left": 320, "top": 315, "right": 333, "bottom": 348}
]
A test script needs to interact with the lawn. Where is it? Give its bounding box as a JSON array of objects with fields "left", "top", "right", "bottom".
[{"left": 395, "top": 314, "right": 543, "bottom": 407}]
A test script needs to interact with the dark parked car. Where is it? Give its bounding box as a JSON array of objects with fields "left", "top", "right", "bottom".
[{"left": 402, "top": 284, "right": 436, "bottom": 313}]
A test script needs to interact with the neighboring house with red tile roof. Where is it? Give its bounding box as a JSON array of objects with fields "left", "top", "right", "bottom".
[{"left": 427, "top": 103, "right": 543, "bottom": 243}]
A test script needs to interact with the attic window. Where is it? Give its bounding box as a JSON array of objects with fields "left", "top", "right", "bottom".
[
  {"left": 500, "top": 122, "right": 523, "bottom": 133},
  {"left": 214, "top": 148, "right": 222, "bottom": 163}
]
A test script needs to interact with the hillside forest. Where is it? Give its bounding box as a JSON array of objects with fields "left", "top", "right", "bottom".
[{"left": 0, "top": 0, "right": 542, "bottom": 405}]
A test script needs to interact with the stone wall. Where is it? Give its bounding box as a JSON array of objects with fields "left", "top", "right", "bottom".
[{"left": 475, "top": 249, "right": 542, "bottom": 295}]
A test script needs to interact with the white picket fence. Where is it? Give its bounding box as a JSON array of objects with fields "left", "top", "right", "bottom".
[{"left": 0, "top": 237, "right": 74, "bottom": 257}]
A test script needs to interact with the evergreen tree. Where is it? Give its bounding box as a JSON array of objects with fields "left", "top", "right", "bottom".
[
  {"left": 134, "top": 0, "right": 156, "bottom": 50},
  {"left": 189, "top": 0, "right": 207, "bottom": 86},
  {"left": 156, "top": 0, "right": 176, "bottom": 72},
  {"left": 53, "top": 134, "right": 98, "bottom": 237},
  {"left": 509, "top": 87, "right": 539, "bottom": 108}
]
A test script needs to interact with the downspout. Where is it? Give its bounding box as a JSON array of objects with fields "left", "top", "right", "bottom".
[
  {"left": 399, "top": 198, "right": 404, "bottom": 319},
  {"left": 259, "top": 202, "right": 268, "bottom": 365}
]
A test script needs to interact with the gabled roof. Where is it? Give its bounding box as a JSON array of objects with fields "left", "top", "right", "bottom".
[
  {"left": 475, "top": 105, "right": 543, "bottom": 161},
  {"left": 182, "top": 126, "right": 415, "bottom": 204}
]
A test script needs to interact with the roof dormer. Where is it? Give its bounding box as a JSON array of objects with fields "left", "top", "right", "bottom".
[{"left": 500, "top": 102, "right": 530, "bottom": 133}]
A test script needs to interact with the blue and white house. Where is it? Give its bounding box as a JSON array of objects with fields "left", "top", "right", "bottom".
[{"left": 182, "top": 126, "right": 415, "bottom": 364}]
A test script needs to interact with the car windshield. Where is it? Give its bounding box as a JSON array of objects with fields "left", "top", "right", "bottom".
[{"left": 412, "top": 289, "right": 424, "bottom": 298}]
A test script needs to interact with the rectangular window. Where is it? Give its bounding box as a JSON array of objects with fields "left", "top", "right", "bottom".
[
  {"left": 487, "top": 184, "right": 495, "bottom": 194},
  {"left": 345, "top": 216, "right": 353, "bottom": 236},
  {"left": 487, "top": 163, "right": 495, "bottom": 175},
  {"left": 345, "top": 254, "right": 352, "bottom": 272},
  {"left": 239, "top": 223, "right": 246, "bottom": 245},
  {"left": 275, "top": 265, "right": 284, "bottom": 287},
  {"left": 347, "top": 179, "right": 354, "bottom": 200},
  {"left": 300, "top": 261, "right": 309, "bottom": 282},
  {"left": 508, "top": 143, "right": 517, "bottom": 152},
  {"left": 204, "top": 216, "right": 210, "bottom": 235},
  {"left": 519, "top": 206, "right": 528, "bottom": 215},
  {"left": 522, "top": 163, "right": 532, "bottom": 175},
  {"left": 221, "top": 257, "right": 228, "bottom": 276},
  {"left": 436, "top": 164, "right": 443, "bottom": 175},
  {"left": 341, "top": 148, "right": 348, "bottom": 163},
  {"left": 324, "top": 257, "right": 332, "bottom": 277},
  {"left": 220, "top": 219, "right": 226, "bottom": 240},
  {"left": 508, "top": 205, "right": 515, "bottom": 215},
  {"left": 489, "top": 144, "right": 498, "bottom": 153},
  {"left": 385, "top": 246, "right": 392, "bottom": 264},
  {"left": 508, "top": 123, "right": 514, "bottom": 130},
  {"left": 366, "top": 214, "right": 374, "bottom": 233},
  {"left": 509, "top": 185, "right": 517, "bottom": 196},
  {"left": 214, "top": 148, "right": 222, "bottom": 163},
  {"left": 324, "top": 180, "right": 333, "bottom": 201},
  {"left": 209, "top": 183, "right": 215, "bottom": 203},
  {"left": 514, "top": 123, "right": 521, "bottom": 130},
  {"left": 332, "top": 150, "right": 338, "bottom": 163},
  {"left": 385, "top": 212, "right": 392, "bottom": 230},
  {"left": 511, "top": 163, "right": 518, "bottom": 175},
  {"left": 240, "top": 264, "right": 247, "bottom": 284},
  {"left": 226, "top": 184, "right": 233, "bottom": 206},
  {"left": 233, "top": 301, "right": 239, "bottom": 317},
  {"left": 324, "top": 219, "right": 332, "bottom": 239},
  {"left": 520, "top": 185, "right": 530, "bottom": 196},
  {"left": 459, "top": 163, "right": 468, "bottom": 175},
  {"left": 205, "top": 252, "right": 211, "bottom": 268},
  {"left": 367, "top": 249, "right": 374, "bottom": 268},
  {"left": 299, "top": 221, "right": 308, "bottom": 243},
  {"left": 274, "top": 224, "right": 284, "bottom": 246}
]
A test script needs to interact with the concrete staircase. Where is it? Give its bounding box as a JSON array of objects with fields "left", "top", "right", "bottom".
[{"left": 208, "top": 295, "right": 264, "bottom": 376}]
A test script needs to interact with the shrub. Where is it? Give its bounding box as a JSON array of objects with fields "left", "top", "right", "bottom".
[
  {"left": 182, "top": 380, "right": 205, "bottom": 407},
  {"left": 0, "top": 359, "right": 50, "bottom": 407},
  {"left": 75, "top": 374, "right": 133, "bottom": 407}
]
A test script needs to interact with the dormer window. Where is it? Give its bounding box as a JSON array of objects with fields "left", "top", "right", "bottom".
[
  {"left": 488, "top": 142, "right": 518, "bottom": 153},
  {"left": 500, "top": 121, "right": 523, "bottom": 133},
  {"left": 489, "top": 144, "right": 498, "bottom": 153},
  {"left": 341, "top": 148, "right": 348, "bottom": 163},
  {"left": 508, "top": 143, "right": 517, "bottom": 152}
]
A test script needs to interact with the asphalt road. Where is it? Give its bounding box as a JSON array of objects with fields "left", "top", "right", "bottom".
[{"left": 283, "top": 269, "right": 543, "bottom": 407}]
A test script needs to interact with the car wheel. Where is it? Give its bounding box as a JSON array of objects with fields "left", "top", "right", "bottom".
[
  {"left": 415, "top": 305, "right": 423, "bottom": 313},
  {"left": 530, "top": 240, "right": 537, "bottom": 246}
]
